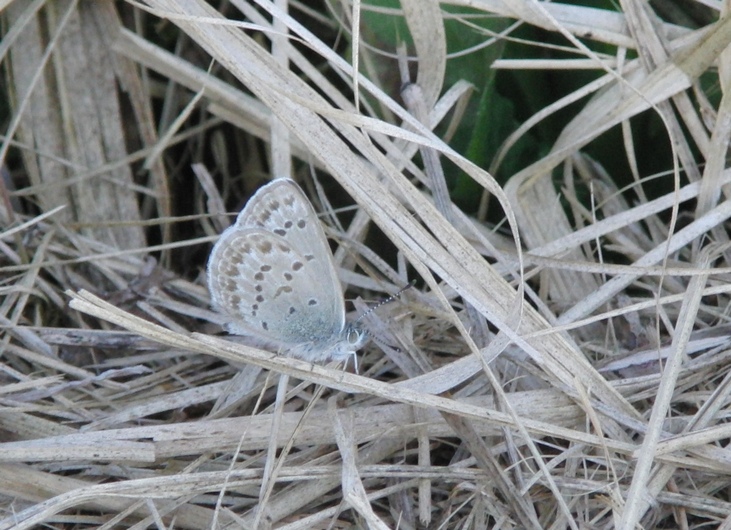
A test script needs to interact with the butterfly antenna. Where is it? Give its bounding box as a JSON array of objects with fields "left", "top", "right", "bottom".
[{"left": 355, "top": 279, "right": 415, "bottom": 323}]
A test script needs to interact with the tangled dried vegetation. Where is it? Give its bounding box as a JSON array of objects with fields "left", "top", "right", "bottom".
[{"left": 2, "top": 1, "right": 731, "bottom": 529}]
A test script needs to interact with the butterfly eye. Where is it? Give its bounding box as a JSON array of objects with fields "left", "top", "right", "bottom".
[{"left": 347, "top": 329, "right": 362, "bottom": 345}]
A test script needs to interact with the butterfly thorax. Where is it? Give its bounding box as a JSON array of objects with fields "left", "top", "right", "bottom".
[{"left": 288, "top": 321, "right": 368, "bottom": 362}]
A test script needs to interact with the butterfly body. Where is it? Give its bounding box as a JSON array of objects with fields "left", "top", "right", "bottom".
[{"left": 207, "top": 178, "right": 367, "bottom": 362}]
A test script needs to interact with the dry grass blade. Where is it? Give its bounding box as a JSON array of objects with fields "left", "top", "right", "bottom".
[{"left": 329, "top": 398, "right": 391, "bottom": 530}]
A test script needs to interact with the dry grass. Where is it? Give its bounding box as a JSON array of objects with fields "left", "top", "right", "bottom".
[{"left": 2, "top": 1, "right": 731, "bottom": 529}]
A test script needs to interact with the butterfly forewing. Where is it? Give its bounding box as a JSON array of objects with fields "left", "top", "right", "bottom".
[
  {"left": 237, "top": 180, "right": 336, "bottom": 263},
  {"left": 235, "top": 179, "right": 344, "bottom": 317}
]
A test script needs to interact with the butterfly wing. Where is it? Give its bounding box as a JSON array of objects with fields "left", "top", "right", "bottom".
[
  {"left": 207, "top": 229, "right": 345, "bottom": 350},
  {"left": 234, "top": 179, "right": 345, "bottom": 324},
  {"left": 237, "top": 179, "right": 336, "bottom": 260},
  {"left": 207, "top": 179, "right": 348, "bottom": 358}
]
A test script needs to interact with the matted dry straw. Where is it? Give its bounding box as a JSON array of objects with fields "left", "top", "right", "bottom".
[{"left": 2, "top": 1, "right": 731, "bottom": 529}]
